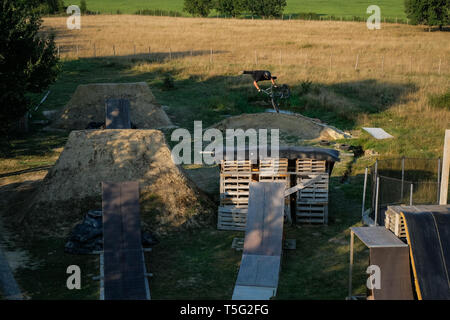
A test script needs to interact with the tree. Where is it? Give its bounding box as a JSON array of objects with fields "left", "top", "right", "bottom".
[
  {"left": 244, "top": 0, "right": 287, "bottom": 18},
  {"left": 0, "top": 0, "right": 60, "bottom": 134},
  {"left": 46, "top": 0, "right": 65, "bottom": 14},
  {"left": 405, "top": 0, "right": 450, "bottom": 30},
  {"left": 216, "top": 0, "right": 245, "bottom": 17},
  {"left": 80, "top": 0, "right": 87, "bottom": 14},
  {"left": 183, "top": 0, "right": 213, "bottom": 17}
]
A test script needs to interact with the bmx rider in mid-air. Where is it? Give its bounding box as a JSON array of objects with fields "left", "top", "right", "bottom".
[{"left": 243, "top": 70, "right": 277, "bottom": 92}]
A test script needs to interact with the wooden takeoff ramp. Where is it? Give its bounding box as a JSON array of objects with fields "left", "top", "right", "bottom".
[
  {"left": 101, "top": 181, "right": 150, "bottom": 300},
  {"left": 232, "top": 182, "right": 285, "bottom": 300}
]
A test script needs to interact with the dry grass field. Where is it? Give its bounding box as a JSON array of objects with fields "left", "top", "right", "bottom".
[{"left": 43, "top": 15, "right": 449, "bottom": 156}]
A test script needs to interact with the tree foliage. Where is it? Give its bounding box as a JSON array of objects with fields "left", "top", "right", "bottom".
[
  {"left": 0, "top": 0, "right": 60, "bottom": 133},
  {"left": 80, "top": 0, "right": 88, "bottom": 14},
  {"left": 183, "top": 0, "right": 214, "bottom": 17},
  {"left": 244, "top": 0, "right": 287, "bottom": 18},
  {"left": 215, "top": 0, "right": 245, "bottom": 17},
  {"left": 405, "top": 0, "right": 450, "bottom": 29}
]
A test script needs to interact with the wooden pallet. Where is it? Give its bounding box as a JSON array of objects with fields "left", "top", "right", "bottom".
[
  {"left": 220, "top": 160, "right": 252, "bottom": 208},
  {"left": 218, "top": 207, "right": 248, "bottom": 231},
  {"left": 296, "top": 173, "right": 329, "bottom": 204},
  {"left": 296, "top": 159, "right": 327, "bottom": 174},
  {"left": 385, "top": 207, "right": 407, "bottom": 238},
  {"left": 259, "top": 158, "right": 289, "bottom": 185},
  {"left": 296, "top": 204, "right": 328, "bottom": 224},
  {"left": 295, "top": 159, "right": 329, "bottom": 224}
]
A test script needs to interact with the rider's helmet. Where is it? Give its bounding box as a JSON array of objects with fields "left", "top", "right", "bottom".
[{"left": 264, "top": 71, "right": 271, "bottom": 80}]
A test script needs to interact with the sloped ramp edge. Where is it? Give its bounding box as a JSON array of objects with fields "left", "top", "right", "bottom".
[{"left": 401, "top": 210, "right": 450, "bottom": 300}]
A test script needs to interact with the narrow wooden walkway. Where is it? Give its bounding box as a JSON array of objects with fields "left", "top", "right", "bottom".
[{"left": 232, "top": 182, "right": 285, "bottom": 300}]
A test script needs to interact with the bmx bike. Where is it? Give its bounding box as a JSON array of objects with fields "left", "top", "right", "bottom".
[{"left": 260, "top": 84, "right": 291, "bottom": 113}]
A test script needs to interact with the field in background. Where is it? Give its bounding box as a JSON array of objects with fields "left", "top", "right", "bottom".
[
  {"left": 76, "top": 0, "right": 407, "bottom": 18},
  {"left": 1, "top": 15, "right": 448, "bottom": 300},
  {"left": 45, "top": 15, "right": 449, "bottom": 156}
]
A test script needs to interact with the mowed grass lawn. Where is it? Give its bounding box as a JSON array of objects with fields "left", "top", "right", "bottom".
[
  {"left": 76, "top": 0, "right": 407, "bottom": 18},
  {"left": 1, "top": 15, "right": 448, "bottom": 299}
]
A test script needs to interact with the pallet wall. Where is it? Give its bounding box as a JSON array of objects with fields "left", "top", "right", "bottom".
[{"left": 296, "top": 159, "right": 329, "bottom": 224}]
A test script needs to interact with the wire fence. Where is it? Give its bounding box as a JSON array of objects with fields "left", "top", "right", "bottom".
[{"left": 362, "top": 157, "right": 442, "bottom": 225}]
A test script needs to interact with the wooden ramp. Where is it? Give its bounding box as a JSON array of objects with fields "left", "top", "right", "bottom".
[
  {"left": 398, "top": 206, "right": 450, "bottom": 300},
  {"left": 349, "top": 227, "right": 414, "bottom": 300},
  {"left": 105, "top": 99, "right": 131, "bottom": 129},
  {"left": 232, "top": 182, "right": 285, "bottom": 300},
  {"left": 101, "top": 181, "right": 150, "bottom": 300}
]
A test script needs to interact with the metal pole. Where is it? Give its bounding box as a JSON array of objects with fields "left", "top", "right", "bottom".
[
  {"left": 362, "top": 167, "right": 368, "bottom": 219},
  {"left": 437, "top": 158, "right": 441, "bottom": 204},
  {"left": 348, "top": 231, "right": 354, "bottom": 299},
  {"left": 371, "top": 160, "right": 378, "bottom": 213},
  {"left": 410, "top": 183, "right": 413, "bottom": 206},
  {"left": 401, "top": 157, "right": 405, "bottom": 201},
  {"left": 374, "top": 176, "right": 380, "bottom": 226}
]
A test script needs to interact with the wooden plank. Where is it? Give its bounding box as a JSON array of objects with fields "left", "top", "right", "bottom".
[
  {"left": 235, "top": 254, "right": 281, "bottom": 288},
  {"left": 102, "top": 181, "right": 148, "bottom": 300},
  {"left": 105, "top": 99, "right": 131, "bottom": 129},
  {"left": 350, "top": 227, "right": 408, "bottom": 248},
  {"left": 232, "top": 285, "right": 276, "bottom": 300},
  {"left": 243, "top": 182, "right": 285, "bottom": 257}
]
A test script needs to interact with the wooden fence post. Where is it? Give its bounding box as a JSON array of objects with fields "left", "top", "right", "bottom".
[{"left": 440, "top": 130, "right": 450, "bottom": 204}]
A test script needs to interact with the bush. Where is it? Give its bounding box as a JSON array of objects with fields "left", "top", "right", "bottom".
[{"left": 161, "top": 74, "right": 175, "bottom": 90}]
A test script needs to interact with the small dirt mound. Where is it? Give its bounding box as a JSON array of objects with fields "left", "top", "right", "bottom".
[
  {"left": 51, "top": 82, "right": 173, "bottom": 130},
  {"left": 25, "top": 130, "right": 213, "bottom": 236},
  {"left": 212, "top": 112, "right": 348, "bottom": 143}
]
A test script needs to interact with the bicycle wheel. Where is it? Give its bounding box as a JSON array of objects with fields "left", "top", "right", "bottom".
[
  {"left": 280, "top": 84, "right": 291, "bottom": 99},
  {"left": 271, "top": 96, "right": 280, "bottom": 113}
]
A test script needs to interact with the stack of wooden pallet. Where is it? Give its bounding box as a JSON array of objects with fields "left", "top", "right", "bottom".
[
  {"left": 384, "top": 206, "right": 407, "bottom": 239},
  {"left": 218, "top": 160, "right": 252, "bottom": 230},
  {"left": 259, "top": 158, "right": 289, "bottom": 184},
  {"left": 296, "top": 159, "right": 329, "bottom": 224}
]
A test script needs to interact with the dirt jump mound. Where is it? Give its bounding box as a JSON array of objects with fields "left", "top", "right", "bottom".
[
  {"left": 27, "top": 130, "right": 212, "bottom": 235},
  {"left": 212, "top": 112, "right": 348, "bottom": 143},
  {"left": 51, "top": 82, "right": 172, "bottom": 130}
]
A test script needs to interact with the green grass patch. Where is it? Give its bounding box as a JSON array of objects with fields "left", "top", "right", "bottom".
[
  {"left": 72, "top": 0, "right": 406, "bottom": 18},
  {"left": 429, "top": 90, "right": 450, "bottom": 110}
]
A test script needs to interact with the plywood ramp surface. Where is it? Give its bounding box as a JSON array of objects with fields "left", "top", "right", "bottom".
[
  {"left": 232, "top": 182, "right": 285, "bottom": 300},
  {"left": 102, "top": 181, "right": 148, "bottom": 300}
]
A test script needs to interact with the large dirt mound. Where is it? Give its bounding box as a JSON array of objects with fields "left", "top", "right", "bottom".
[
  {"left": 51, "top": 82, "right": 173, "bottom": 130},
  {"left": 212, "top": 112, "right": 348, "bottom": 143},
  {"left": 26, "top": 130, "right": 213, "bottom": 235}
]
